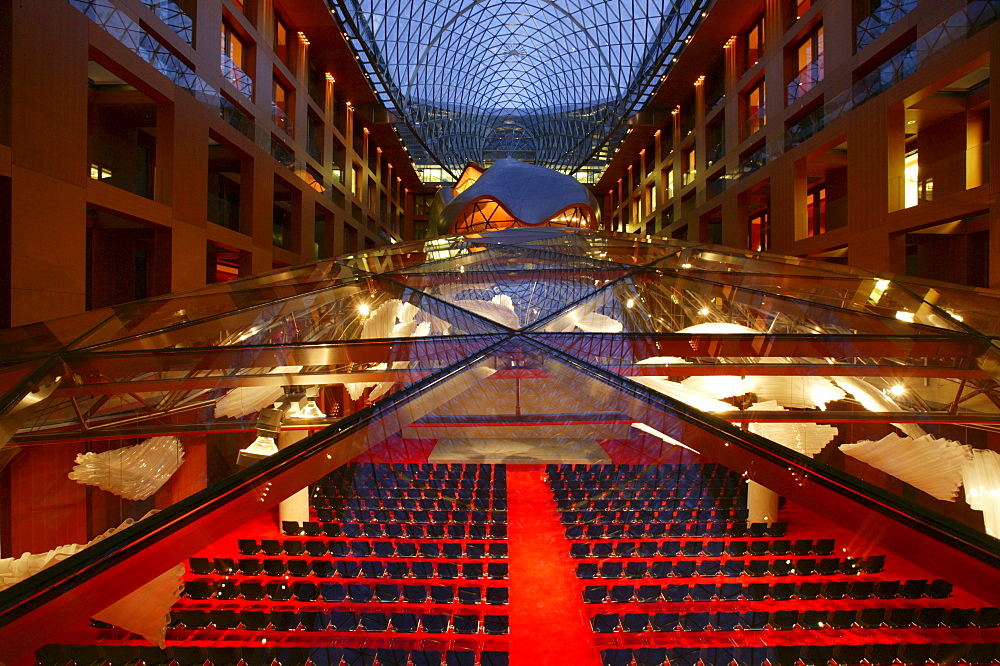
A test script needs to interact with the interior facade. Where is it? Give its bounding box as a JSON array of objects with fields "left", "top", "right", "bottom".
[{"left": 3, "top": 1, "right": 1000, "bottom": 666}]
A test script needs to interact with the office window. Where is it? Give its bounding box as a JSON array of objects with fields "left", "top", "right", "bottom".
[
  {"left": 682, "top": 146, "right": 696, "bottom": 186},
  {"left": 806, "top": 182, "right": 826, "bottom": 236},
  {"left": 749, "top": 207, "right": 770, "bottom": 251},
  {"left": 744, "top": 79, "right": 765, "bottom": 138},
  {"left": 272, "top": 77, "right": 292, "bottom": 135},
  {"left": 221, "top": 21, "right": 253, "bottom": 98},
  {"left": 789, "top": 24, "right": 824, "bottom": 103},
  {"left": 273, "top": 12, "right": 293, "bottom": 69},
  {"left": 744, "top": 14, "right": 764, "bottom": 71}
]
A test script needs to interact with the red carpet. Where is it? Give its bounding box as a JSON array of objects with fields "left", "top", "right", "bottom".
[{"left": 507, "top": 466, "right": 601, "bottom": 666}]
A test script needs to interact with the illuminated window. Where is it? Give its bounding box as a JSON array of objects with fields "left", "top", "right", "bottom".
[
  {"left": 272, "top": 78, "right": 292, "bottom": 135},
  {"left": 745, "top": 79, "right": 765, "bottom": 137},
  {"left": 273, "top": 13, "right": 293, "bottom": 69},
  {"left": 796, "top": 26, "right": 823, "bottom": 86},
  {"left": 904, "top": 150, "right": 919, "bottom": 208},
  {"left": 89, "top": 164, "right": 112, "bottom": 180},
  {"left": 748, "top": 208, "right": 770, "bottom": 251},
  {"left": 682, "top": 147, "right": 696, "bottom": 186},
  {"left": 745, "top": 14, "right": 764, "bottom": 70},
  {"left": 807, "top": 182, "right": 826, "bottom": 236}
]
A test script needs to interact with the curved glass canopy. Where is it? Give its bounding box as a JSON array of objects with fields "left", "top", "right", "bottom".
[{"left": 331, "top": 0, "right": 709, "bottom": 179}]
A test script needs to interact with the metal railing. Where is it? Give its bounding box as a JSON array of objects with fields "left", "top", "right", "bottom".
[
  {"left": 742, "top": 105, "right": 766, "bottom": 140},
  {"left": 856, "top": 0, "right": 918, "bottom": 51},
  {"left": 787, "top": 60, "right": 823, "bottom": 105},
  {"left": 221, "top": 52, "right": 254, "bottom": 99},
  {"left": 785, "top": 107, "right": 825, "bottom": 150},
  {"left": 272, "top": 102, "right": 293, "bottom": 135},
  {"left": 141, "top": 0, "right": 193, "bottom": 43}
]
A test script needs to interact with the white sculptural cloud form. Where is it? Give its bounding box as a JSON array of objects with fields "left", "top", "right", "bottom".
[
  {"left": 68, "top": 436, "right": 185, "bottom": 500},
  {"left": 963, "top": 448, "right": 1000, "bottom": 537},
  {"left": 746, "top": 401, "right": 838, "bottom": 458},
  {"left": 213, "top": 365, "right": 303, "bottom": 419},
  {"left": 0, "top": 511, "right": 183, "bottom": 647},
  {"left": 840, "top": 433, "right": 972, "bottom": 502}
]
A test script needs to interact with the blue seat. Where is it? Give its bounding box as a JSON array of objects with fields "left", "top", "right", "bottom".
[
  {"left": 591, "top": 613, "right": 619, "bottom": 633},
  {"left": 390, "top": 612, "right": 419, "bottom": 633}
]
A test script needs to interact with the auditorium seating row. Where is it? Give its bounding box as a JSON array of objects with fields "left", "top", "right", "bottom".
[
  {"left": 182, "top": 580, "right": 509, "bottom": 604},
  {"left": 581, "top": 579, "right": 949, "bottom": 603},
  {"left": 313, "top": 498, "right": 508, "bottom": 512},
  {"left": 546, "top": 462, "right": 740, "bottom": 483},
  {"left": 561, "top": 508, "right": 750, "bottom": 523},
  {"left": 272, "top": 522, "right": 509, "bottom": 540},
  {"left": 574, "top": 555, "right": 890, "bottom": 579},
  {"left": 315, "top": 466, "right": 505, "bottom": 494},
  {"left": 190, "top": 558, "right": 509, "bottom": 581},
  {"left": 36, "top": 644, "right": 510, "bottom": 666},
  {"left": 598, "top": 643, "right": 999, "bottom": 666},
  {"left": 229, "top": 539, "right": 509, "bottom": 561},
  {"left": 565, "top": 521, "right": 786, "bottom": 539},
  {"left": 589, "top": 605, "right": 997, "bottom": 632},
  {"left": 313, "top": 510, "right": 508, "bottom": 525},
  {"left": 557, "top": 495, "right": 745, "bottom": 510},
  {"left": 569, "top": 537, "right": 835, "bottom": 558},
  {"left": 184, "top": 565, "right": 509, "bottom": 597},
  {"left": 322, "top": 462, "right": 503, "bottom": 481},
  {"left": 168, "top": 609, "right": 511, "bottom": 634},
  {"left": 553, "top": 483, "right": 746, "bottom": 498}
]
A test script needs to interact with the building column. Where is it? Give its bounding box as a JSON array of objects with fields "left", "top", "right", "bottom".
[
  {"left": 277, "top": 429, "right": 310, "bottom": 525},
  {"left": 747, "top": 480, "right": 780, "bottom": 525}
]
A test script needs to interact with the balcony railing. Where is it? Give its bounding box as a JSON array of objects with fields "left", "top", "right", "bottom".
[
  {"left": 219, "top": 98, "right": 255, "bottom": 142},
  {"left": 706, "top": 141, "right": 726, "bottom": 168},
  {"left": 307, "top": 135, "right": 322, "bottom": 163},
  {"left": 141, "top": 0, "right": 193, "bottom": 43},
  {"left": 208, "top": 192, "right": 241, "bottom": 232},
  {"left": 270, "top": 136, "right": 295, "bottom": 167},
  {"left": 827, "top": 1, "right": 1000, "bottom": 125},
  {"left": 787, "top": 60, "right": 823, "bottom": 105},
  {"left": 221, "top": 52, "right": 254, "bottom": 99},
  {"left": 69, "top": 0, "right": 212, "bottom": 102},
  {"left": 272, "top": 103, "right": 293, "bottom": 136},
  {"left": 785, "top": 107, "right": 826, "bottom": 150},
  {"left": 743, "top": 106, "right": 766, "bottom": 140},
  {"left": 856, "top": 0, "right": 918, "bottom": 51},
  {"left": 729, "top": 144, "right": 782, "bottom": 181}
]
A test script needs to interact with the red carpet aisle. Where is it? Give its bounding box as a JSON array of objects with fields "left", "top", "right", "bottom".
[{"left": 506, "top": 466, "right": 601, "bottom": 666}]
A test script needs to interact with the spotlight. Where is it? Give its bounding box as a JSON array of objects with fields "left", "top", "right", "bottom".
[
  {"left": 238, "top": 408, "right": 284, "bottom": 466},
  {"left": 290, "top": 387, "right": 327, "bottom": 419},
  {"left": 888, "top": 384, "right": 906, "bottom": 397}
]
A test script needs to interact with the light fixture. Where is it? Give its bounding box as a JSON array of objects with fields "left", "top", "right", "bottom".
[
  {"left": 358, "top": 303, "right": 371, "bottom": 316},
  {"left": 888, "top": 384, "right": 906, "bottom": 397},
  {"left": 625, "top": 298, "right": 635, "bottom": 309},
  {"left": 290, "top": 387, "right": 326, "bottom": 419},
  {"left": 240, "top": 434, "right": 279, "bottom": 458},
  {"left": 238, "top": 408, "right": 283, "bottom": 466}
]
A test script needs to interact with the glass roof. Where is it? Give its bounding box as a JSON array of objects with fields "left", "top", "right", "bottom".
[
  {"left": 3, "top": 228, "right": 1000, "bottom": 654},
  {"left": 330, "top": 0, "right": 710, "bottom": 177}
]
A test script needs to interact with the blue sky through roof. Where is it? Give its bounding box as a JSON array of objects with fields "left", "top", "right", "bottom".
[{"left": 333, "top": 0, "right": 708, "bottom": 176}]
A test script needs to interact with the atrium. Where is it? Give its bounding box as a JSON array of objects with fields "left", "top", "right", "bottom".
[{"left": 1, "top": 1, "right": 1000, "bottom": 665}]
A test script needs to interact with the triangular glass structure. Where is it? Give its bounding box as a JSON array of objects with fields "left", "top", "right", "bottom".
[{"left": 1, "top": 227, "right": 1000, "bottom": 661}]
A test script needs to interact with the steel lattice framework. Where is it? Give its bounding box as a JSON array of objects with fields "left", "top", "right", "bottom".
[{"left": 330, "top": 0, "right": 710, "bottom": 179}]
